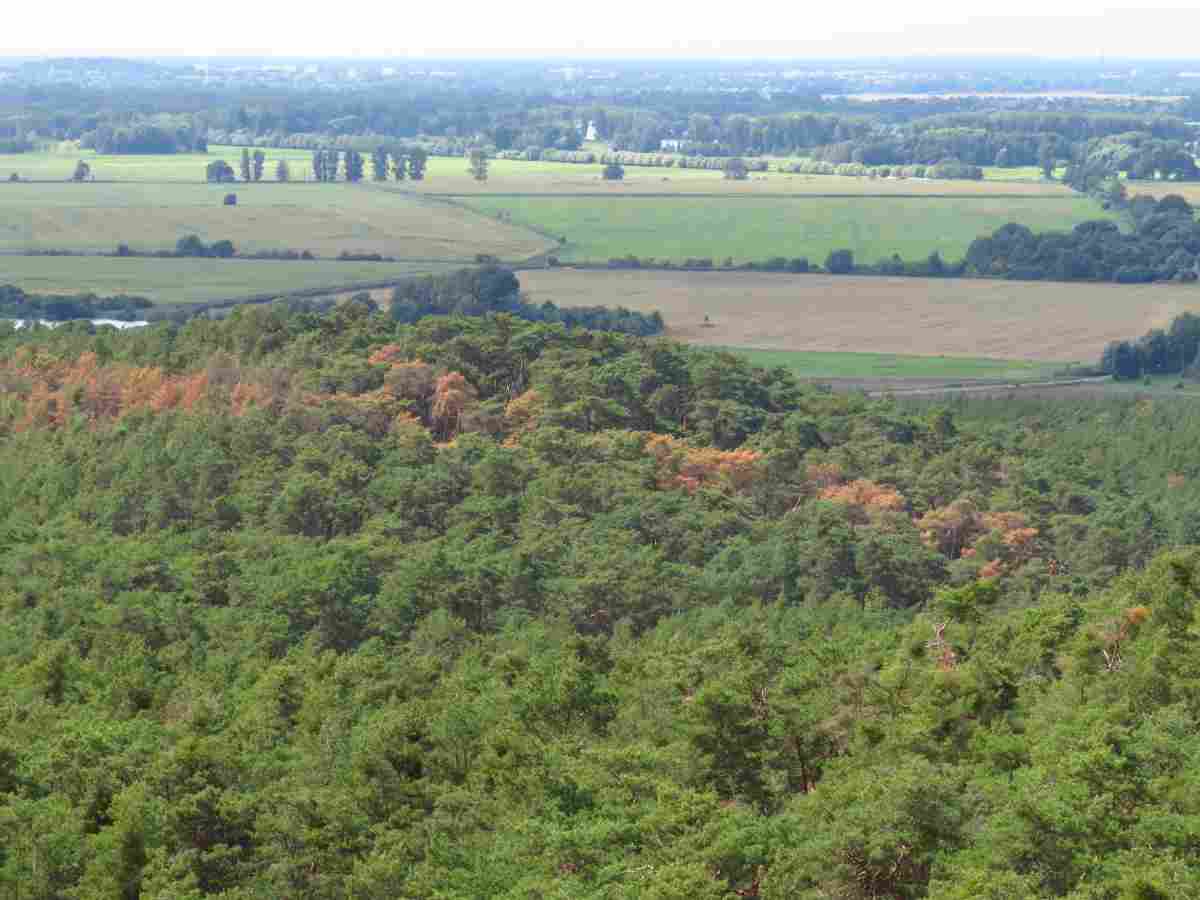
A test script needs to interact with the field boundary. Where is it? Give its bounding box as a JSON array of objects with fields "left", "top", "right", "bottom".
[
  {"left": 433, "top": 191, "right": 1085, "bottom": 201},
  {"left": 862, "top": 376, "right": 1110, "bottom": 397}
]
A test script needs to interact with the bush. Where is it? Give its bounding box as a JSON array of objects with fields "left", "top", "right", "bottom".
[
  {"left": 825, "top": 249, "right": 855, "bottom": 274},
  {"left": 175, "top": 234, "right": 237, "bottom": 258},
  {"left": 206, "top": 160, "right": 236, "bottom": 183},
  {"left": 788, "top": 257, "right": 810, "bottom": 273},
  {"left": 608, "top": 255, "right": 642, "bottom": 269}
]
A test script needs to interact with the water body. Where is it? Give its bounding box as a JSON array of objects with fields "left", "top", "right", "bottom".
[{"left": 6, "top": 319, "right": 148, "bottom": 329}]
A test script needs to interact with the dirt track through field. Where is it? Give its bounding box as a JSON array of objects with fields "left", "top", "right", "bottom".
[{"left": 521, "top": 269, "right": 1200, "bottom": 362}]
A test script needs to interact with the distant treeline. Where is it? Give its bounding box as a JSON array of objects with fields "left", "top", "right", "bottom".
[
  {"left": 80, "top": 116, "right": 206, "bottom": 154},
  {"left": 1066, "top": 134, "right": 1200, "bottom": 188},
  {"left": 391, "top": 266, "right": 664, "bottom": 336},
  {"left": 779, "top": 158, "right": 984, "bottom": 180},
  {"left": 598, "top": 250, "right": 953, "bottom": 278},
  {"left": 0, "top": 285, "right": 152, "bottom": 322},
  {"left": 118, "top": 236, "right": 316, "bottom": 261}
]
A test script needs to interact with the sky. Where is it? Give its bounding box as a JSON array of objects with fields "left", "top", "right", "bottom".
[{"left": 5, "top": 3, "right": 1200, "bottom": 59}]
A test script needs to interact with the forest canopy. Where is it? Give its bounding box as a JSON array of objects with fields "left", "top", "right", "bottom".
[{"left": 3, "top": 302, "right": 1200, "bottom": 896}]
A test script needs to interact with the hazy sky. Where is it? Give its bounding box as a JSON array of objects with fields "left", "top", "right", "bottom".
[{"left": 5, "top": 3, "right": 1200, "bottom": 59}]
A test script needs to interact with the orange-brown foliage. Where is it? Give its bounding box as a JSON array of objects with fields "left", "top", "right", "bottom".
[
  {"left": 230, "top": 382, "right": 269, "bottom": 417},
  {"left": 645, "top": 433, "right": 762, "bottom": 493},
  {"left": 1125, "top": 606, "right": 1151, "bottom": 627},
  {"left": 504, "top": 389, "right": 545, "bottom": 435},
  {"left": 1001, "top": 527, "right": 1040, "bottom": 562},
  {"left": 368, "top": 344, "right": 408, "bottom": 366},
  {"left": 431, "top": 372, "right": 477, "bottom": 440},
  {"left": 979, "top": 559, "right": 1004, "bottom": 579},
  {"left": 917, "top": 499, "right": 983, "bottom": 558},
  {"left": 820, "top": 479, "right": 906, "bottom": 513}
]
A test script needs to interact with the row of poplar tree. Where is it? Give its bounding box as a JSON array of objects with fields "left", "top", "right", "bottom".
[
  {"left": 312, "top": 146, "right": 430, "bottom": 182},
  {"left": 205, "top": 147, "right": 432, "bottom": 183}
]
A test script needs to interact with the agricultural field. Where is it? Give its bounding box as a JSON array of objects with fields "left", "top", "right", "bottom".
[
  {"left": 0, "top": 145, "right": 316, "bottom": 182},
  {"left": 0, "top": 255, "right": 454, "bottom": 306},
  {"left": 0, "top": 146, "right": 1075, "bottom": 196},
  {"left": 0, "top": 182, "right": 552, "bottom": 260},
  {"left": 519, "top": 268, "right": 1200, "bottom": 363},
  {"left": 471, "top": 194, "right": 1109, "bottom": 264},
  {"left": 410, "top": 158, "right": 1074, "bottom": 197}
]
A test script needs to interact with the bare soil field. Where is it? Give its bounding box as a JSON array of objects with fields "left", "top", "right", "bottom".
[{"left": 520, "top": 268, "right": 1200, "bottom": 362}]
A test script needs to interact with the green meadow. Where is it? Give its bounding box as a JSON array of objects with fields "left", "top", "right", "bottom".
[
  {"left": 0, "top": 255, "right": 454, "bottom": 306},
  {"left": 459, "top": 194, "right": 1111, "bottom": 264},
  {"left": 724, "top": 347, "right": 1064, "bottom": 381}
]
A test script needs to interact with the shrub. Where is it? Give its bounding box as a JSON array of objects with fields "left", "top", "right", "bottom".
[{"left": 825, "top": 249, "right": 855, "bottom": 274}]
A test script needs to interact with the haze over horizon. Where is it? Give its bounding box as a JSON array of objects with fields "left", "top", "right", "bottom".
[{"left": 5, "top": 3, "right": 1200, "bottom": 61}]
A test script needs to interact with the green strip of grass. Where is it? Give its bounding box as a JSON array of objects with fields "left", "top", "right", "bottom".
[{"left": 722, "top": 347, "right": 1065, "bottom": 380}]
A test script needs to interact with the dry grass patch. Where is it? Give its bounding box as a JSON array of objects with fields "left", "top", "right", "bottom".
[
  {"left": 0, "top": 182, "right": 552, "bottom": 260},
  {"left": 520, "top": 268, "right": 1200, "bottom": 362}
]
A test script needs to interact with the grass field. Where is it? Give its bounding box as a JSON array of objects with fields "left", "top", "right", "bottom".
[
  {"left": 411, "top": 160, "right": 1074, "bottom": 197},
  {"left": 0, "top": 146, "right": 1075, "bottom": 197},
  {"left": 0, "top": 182, "right": 552, "bottom": 260},
  {"left": 519, "top": 268, "right": 1200, "bottom": 362},
  {"left": 466, "top": 195, "right": 1109, "bottom": 264},
  {"left": 0, "top": 256, "right": 452, "bottom": 305},
  {"left": 725, "top": 347, "right": 1060, "bottom": 380},
  {"left": 0, "top": 145, "right": 317, "bottom": 182}
]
